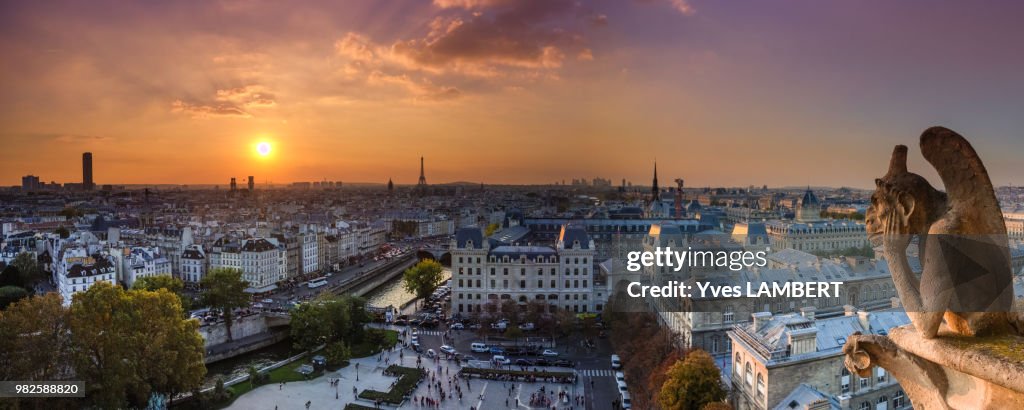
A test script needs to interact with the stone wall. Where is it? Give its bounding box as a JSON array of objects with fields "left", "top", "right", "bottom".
[{"left": 199, "top": 314, "right": 270, "bottom": 347}]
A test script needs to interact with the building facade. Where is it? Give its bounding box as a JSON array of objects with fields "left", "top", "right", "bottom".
[{"left": 450, "top": 224, "right": 597, "bottom": 316}]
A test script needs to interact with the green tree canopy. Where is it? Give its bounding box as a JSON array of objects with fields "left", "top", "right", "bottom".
[
  {"left": 10, "top": 252, "right": 43, "bottom": 287},
  {"left": 402, "top": 259, "right": 444, "bottom": 299},
  {"left": 0, "top": 285, "right": 28, "bottom": 309},
  {"left": 657, "top": 349, "right": 726, "bottom": 410},
  {"left": 289, "top": 294, "right": 371, "bottom": 352},
  {"left": 200, "top": 268, "right": 250, "bottom": 341},
  {"left": 69, "top": 282, "right": 206, "bottom": 408},
  {"left": 0, "top": 265, "right": 23, "bottom": 288}
]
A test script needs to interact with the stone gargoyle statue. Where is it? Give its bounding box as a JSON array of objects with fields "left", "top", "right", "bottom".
[
  {"left": 866, "top": 126, "right": 1015, "bottom": 338},
  {"left": 843, "top": 126, "right": 1024, "bottom": 409}
]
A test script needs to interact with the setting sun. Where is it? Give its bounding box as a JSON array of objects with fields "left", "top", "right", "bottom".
[{"left": 256, "top": 142, "right": 272, "bottom": 156}]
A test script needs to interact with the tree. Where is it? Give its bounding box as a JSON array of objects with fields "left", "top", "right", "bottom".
[
  {"left": 0, "top": 265, "right": 23, "bottom": 288},
  {"left": 10, "top": 252, "right": 43, "bottom": 287},
  {"left": 289, "top": 294, "right": 371, "bottom": 352},
  {"left": 69, "top": 282, "right": 206, "bottom": 408},
  {"left": 200, "top": 267, "right": 250, "bottom": 342},
  {"left": 54, "top": 226, "right": 70, "bottom": 238},
  {"left": 503, "top": 326, "right": 524, "bottom": 341},
  {"left": 0, "top": 293, "right": 71, "bottom": 382},
  {"left": 133, "top": 274, "right": 191, "bottom": 314},
  {"left": 658, "top": 350, "right": 726, "bottom": 410},
  {"left": 248, "top": 365, "right": 260, "bottom": 388},
  {"left": 0, "top": 285, "right": 28, "bottom": 309},
  {"left": 484, "top": 222, "right": 501, "bottom": 236},
  {"left": 325, "top": 341, "right": 351, "bottom": 367},
  {"left": 402, "top": 259, "right": 444, "bottom": 299},
  {"left": 702, "top": 403, "right": 733, "bottom": 410}
]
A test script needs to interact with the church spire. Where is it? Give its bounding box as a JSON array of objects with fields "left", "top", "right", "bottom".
[{"left": 651, "top": 160, "right": 659, "bottom": 200}]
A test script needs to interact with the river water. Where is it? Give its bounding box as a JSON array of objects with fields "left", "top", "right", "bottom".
[
  {"left": 199, "top": 267, "right": 451, "bottom": 389},
  {"left": 363, "top": 267, "right": 451, "bottom": 311}
]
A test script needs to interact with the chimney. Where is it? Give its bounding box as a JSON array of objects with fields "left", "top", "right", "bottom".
[
  {"left": 858, "top": 310, "right": 871, "bottom": 332},
  {"left": 839, "top": 394, "right": 851, "bottom": 409},
  {"left": 800, "top": 306, "right": 816, "bottom": 321},
  {"left": 891, "top": 296, "right": 902, "bottom": 309},
  {"left": 843, "top": 305, "right": 857, "bottom": 317},
  {"left": 752, "top": 311, "right": 772, "bottom": 331}
]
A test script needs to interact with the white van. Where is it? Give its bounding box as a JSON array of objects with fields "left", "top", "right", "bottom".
[
  {"left": 471, "top": 342, "right": 489, "bottom": 353},
  {"left": 620, "top": 391, "right": 632, "bottom": 409}
]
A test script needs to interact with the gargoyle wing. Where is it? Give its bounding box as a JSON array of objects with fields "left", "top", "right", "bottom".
[{"left": 919, "top": 126, "right": 1006, "bottom": 234}]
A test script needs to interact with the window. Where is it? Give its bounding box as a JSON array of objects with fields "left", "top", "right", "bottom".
[
  {"left": 860, "top": 377, "right": 868, "bottom": 389},
  {"left": 841, "top": 368, "right": 850, "bottom": 394},
  {"left": 745, "top": 363, "right": 753, "bottom": 386},
  {"left": 877, "top": 396, "right": 888, "bottom": 410},
  {"left": 551, "top": 280, "right": 556, "bottom": 288},
  {"left": 893, "top": 391, "right": 905, "bottom": 408},
  {"left": 756, "top": 373, "right": 765, "bottom": 399},
  {"left": 734, "top": 354, "right": 742, "bottom": 375},
  {"left": 520, "top": 280, "right": 526, "bottom": 288},
  {"left": 538, "top": 280, "right": 543, "bottom": 288},
  {"left": 859, "top": 402, "right": 870, "bottom": 410},
  {"left": 876, "top": 367, "right": 886, "bottom": 383}
]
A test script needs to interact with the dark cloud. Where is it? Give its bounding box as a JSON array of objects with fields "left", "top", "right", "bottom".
[
  {"left": 170, "top": 100, "right": 251, "bottom": 119},
  {"left": 392, "top": 0, "right": 581, "bottom": 72}
]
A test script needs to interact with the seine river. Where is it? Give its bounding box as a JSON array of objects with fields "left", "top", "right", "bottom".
[{"left": 200, "top": 267, "right": 450, "bottom": 389}]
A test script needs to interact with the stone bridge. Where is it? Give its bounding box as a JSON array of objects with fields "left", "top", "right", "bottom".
[{"left": 416, "top": 245, "right": 451, "bottom": 265}]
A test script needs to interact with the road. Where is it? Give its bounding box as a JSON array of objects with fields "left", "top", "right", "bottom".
[{"left": 385, "top": 313, "right": 621, "bottom": 409}]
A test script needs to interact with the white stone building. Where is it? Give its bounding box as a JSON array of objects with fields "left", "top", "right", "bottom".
[{"left": 450, "top": 224, "right": 597, "bottom": 316}]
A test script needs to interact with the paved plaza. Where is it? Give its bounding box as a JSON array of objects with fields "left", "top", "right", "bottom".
[{"left": 227, "top": 340, "right": 592, "bottom": 410}]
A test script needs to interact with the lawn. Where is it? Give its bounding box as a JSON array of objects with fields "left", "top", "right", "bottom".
[
  {"left": 357, "top": 365, "right": 425, "bottom": 405},
  {"left": 350, "top": 328, "right": 399, "bottom": 358}
]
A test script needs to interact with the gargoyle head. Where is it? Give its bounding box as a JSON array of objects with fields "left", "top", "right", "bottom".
[{"left": 865, "top": 145, "right": 947, "bottom": 246}]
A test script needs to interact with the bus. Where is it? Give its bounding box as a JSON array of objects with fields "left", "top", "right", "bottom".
[{"left": 308, "top": 278, "right": 328, "bottom": 289}]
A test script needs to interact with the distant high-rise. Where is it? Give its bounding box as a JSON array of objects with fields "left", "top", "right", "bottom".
[
  {"left": 230, "top": 177, "right": 237, "bottom": 192},
  {"left": 248, "top": 176, "right": 254, "bottom": 191},
  {"left": 387, "top": 178, "right": 394, "bottom": 194},
  {"left": 82, "top": 152, "right": 94, "bottom": 190},
  {"left": 22, "top": 175, "right": 40, "bottom": 191}
]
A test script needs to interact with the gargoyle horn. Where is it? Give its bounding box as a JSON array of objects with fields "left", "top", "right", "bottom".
[{"left": 886, "top": 145, "right": 909, "bottom": 177}]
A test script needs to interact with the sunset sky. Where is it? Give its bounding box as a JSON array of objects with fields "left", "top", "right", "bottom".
[{"left": 2, "top": 0, "right": 1023, "bottom": 188}]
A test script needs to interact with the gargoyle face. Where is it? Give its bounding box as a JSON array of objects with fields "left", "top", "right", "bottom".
[{"left": 866, "top": 177, "right": 924, "bottom": 246}]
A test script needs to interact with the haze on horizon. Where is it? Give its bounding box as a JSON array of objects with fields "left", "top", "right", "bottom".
[{"left": 2, "top": 0, "right": 1023, "bottom": 189}]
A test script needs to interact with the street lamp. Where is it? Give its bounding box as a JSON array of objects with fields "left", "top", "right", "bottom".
[{"left": 355, "top": 362, "right": 360, "bottom": 381}]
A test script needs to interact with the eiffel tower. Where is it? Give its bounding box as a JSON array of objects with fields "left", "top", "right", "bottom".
[{"left": 417, "top": 156, "right": 428, "bottom": 196}]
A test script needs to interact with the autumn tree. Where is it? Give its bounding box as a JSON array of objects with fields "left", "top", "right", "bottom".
[
  {"left": 0, "top": 293, "right": 71, "bottom": 382},
  {"left": 200, "top": 267, "right": 250, "bottom": 341},
  {"left": 69, "top": 282, "right": 206, "bottom": 408},
  {"left": 402, "top": 259, "right": 444, "bottom": 299},
  {"left": 658, "top": 349, "right": 726, "bottom": 410},
  {"left": 133, "top": 274, "right": 191, "bottom": 314}
]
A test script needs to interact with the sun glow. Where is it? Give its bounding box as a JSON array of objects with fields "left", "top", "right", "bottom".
[{"left": 256, "top": 142, "right": 272, "bottom": 156}]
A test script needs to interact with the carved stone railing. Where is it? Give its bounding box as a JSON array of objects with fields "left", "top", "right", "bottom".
[{"left": 843, "top": 325, "right": 1024, "bottom": 409}]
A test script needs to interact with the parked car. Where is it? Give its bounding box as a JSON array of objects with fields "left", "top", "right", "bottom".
[
  {"left": 469, "top": 323, "right": 482, "bottom": 330},
  {"left": 553, "top": 359, "right": 575, "bottom": 368},
  {"left": 611, "top": 354, "right": 622, "bottom": 369},
  {"left": 518, "top": 322, "right": 535, "bottom": 331},
  {"left": 615, "top": 371, "right": 626, "bottom": 383},
  {"left": 514, "top": 358, "right": 535, "bottom": 366},
  {"left": 504, "top": 347, "right": 524, "bottom": 356},
  {"left": 412, "top": 343, "right": 422, "bottom": 353},
  {"left": 534, "top": 358, "right": 551, "bottom": 367},
  {"left": 450, "top": 322, "right": 464, "bottom": 330},
  {"left": 492, "top": 355, "right": 511, "bottom": 366},
  {"left": 542, "top": 349, "right": 559, "bottom": 357},
  {"left": 426, "top": 349, "right": 437, "bottom": 358},
  {"left": 440, "top": 345, "right": 456, "bottom": 355},
  {"left": 489, "top": 346, "right": 504, "bottom": 355}
]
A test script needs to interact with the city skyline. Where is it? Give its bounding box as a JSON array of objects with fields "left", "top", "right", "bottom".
[{"left": 3, "top": 1, "right": 1024, "bottom": 187}]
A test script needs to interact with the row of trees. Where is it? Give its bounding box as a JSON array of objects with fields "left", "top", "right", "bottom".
[
  {"left": 606, "top": 303, "right": 727, "bottom": 410},
  {"left": 0, "top": 283, "right": 206, "bottom": 408}
]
